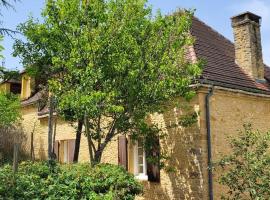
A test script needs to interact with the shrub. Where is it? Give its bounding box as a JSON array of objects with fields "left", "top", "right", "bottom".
[
  {"left": 216, "top": 124, "right": 270, "bottom": 199},
  {"left": 0, "top": 92, "right": 20, "bottom": 127},
  {"left": 0, "top": 161, "right": 143, "bottom": 200},
  {"left": 0, "top": 125, "right": 29, "bottom": 166}
]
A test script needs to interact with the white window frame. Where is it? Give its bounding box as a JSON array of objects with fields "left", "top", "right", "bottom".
[{"left": 133, "top": 139, "right": 148, "bottom": 181}]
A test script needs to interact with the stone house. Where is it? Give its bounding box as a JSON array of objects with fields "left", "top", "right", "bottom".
[{"left": 1, "top": 12, "right": 270, "bottom": 199}]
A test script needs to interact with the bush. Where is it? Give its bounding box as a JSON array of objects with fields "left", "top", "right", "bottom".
[
  {"left": 0, "top": 92, "right": 21, "bottom": 126},
  {"left": 216, "top": 124, "right": 270, "bottom": 199},
  {"left": 0, "top": 125, "right": 28, "bottom": 166},
  {"left": 0, "top": 161, "right": 143, "bottom": 200}
]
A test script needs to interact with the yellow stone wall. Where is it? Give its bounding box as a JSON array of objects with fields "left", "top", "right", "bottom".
[
  {"left": 20, "top": 86, "right": 270, "bottom": 200},
  {"left": 20, "top": 104, "right": 118, "bottom": 164},
  {"left": 0, "top": 82, "right": 10, "bottom": 93},
  {"left": 136, "top": 87, "right": 270, "bottom": 200},
  {"left": 136, "top": 96, "right": 207, "bottom": 200},
  {"left": 203, "top": 88, "right": 270, "bottom": 199},
  {"left": 21, "top": 74, "right": 33, "bottom": 100}
]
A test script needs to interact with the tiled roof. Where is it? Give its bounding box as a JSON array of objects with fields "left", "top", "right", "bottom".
[
  {"left": 21, "top": 91, "right": 44, "bottom": 106},
  {"left": 37, "top": 105, "right": 49, "bottom": 116},
  {"left": 0, "top": 79, "right": 21, "bottom": 84},
  {"left": 191, "top": 17, "right": 270, "bottom": 94}
]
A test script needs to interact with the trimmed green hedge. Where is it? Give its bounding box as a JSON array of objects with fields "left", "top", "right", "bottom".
[{"left": 0, "top": 161, "right": 143, "bottom": 200}]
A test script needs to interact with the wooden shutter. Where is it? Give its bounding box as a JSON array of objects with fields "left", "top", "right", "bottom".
[
  {"left": 68, "top": 139, "right": 76, "bottom": 164},
  {"left": 146, "top": 136, "right": 160, "bottom": 182},
  {"left": 53, "top": 140, "right": 59, "bottom": 161},
  {"left": 118, "top": 135, "right": 128, "bottom": 170}
]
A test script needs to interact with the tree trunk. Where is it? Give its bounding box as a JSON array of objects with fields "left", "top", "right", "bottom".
[
  {"left": 48, "top": 96, "right": 54, "bottom": 160},
  {"left": 51, "top": 116, "right": 58, "bottom": 160},
  {"left": 84, "top": 115, "right": 117, "bottom": 165},
  {"left": 93, "top": 119, "right": 117, "bottom": 164},
  {"left": 94, "top": 149, "right": 102, "bottom": 164},
  {"left": 52, "top": 117, "right": 57, "bottom": 150},
  {"left": 84, "top": 114, "right": 94, "bottom": 165},
  {"left": 73, "top": 119, "right": 83, "bottom": 163},
  {"left": 30, "top": 121, "right": 37, "bottom": 161}
]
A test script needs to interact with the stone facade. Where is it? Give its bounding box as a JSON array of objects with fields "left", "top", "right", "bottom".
[
  {"left": 206, "top": 88, "right": 270, "bottom": 199},
  {"left": 0, "top": 82, "right": 10, "bottom": 93},
  {"left": 137, "top": 87, "right": 270, "bottom": 200},
  {"left": 20, "top": 94, "right": 206, "bottom": 200},
  {"left": 19, "top": 86, "right": 270, "bottom": 200},
  {"left": 3, "top": 10, "right": 269, "bottom": 200},
  {"left": 21, "top": 104, "right": 119, "bottom": 164}
]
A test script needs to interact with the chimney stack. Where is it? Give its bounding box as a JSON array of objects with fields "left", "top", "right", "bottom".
[{"left": 231, "top": 12, "right": 264, "bottom": 81}]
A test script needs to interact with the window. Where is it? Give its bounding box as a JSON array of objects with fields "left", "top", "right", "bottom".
[
  {"left": 10, "top": 83, "right": 21, "bottom": 94},
  {"left": 54, "top": 139, "right": 75, "bottom": 164},
  {"left": 63, "top": 140, "right": 69, "bottom": 163},
  {"left": 118, "top": 135, "right": 160, "bottom": 182},
  {"left": 134, "top": 138, "right": 148, "bottom": 181}
]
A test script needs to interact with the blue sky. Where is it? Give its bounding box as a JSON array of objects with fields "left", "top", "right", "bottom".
[{"left": 1, "top": 0, "right": 270, "bottom": 70}]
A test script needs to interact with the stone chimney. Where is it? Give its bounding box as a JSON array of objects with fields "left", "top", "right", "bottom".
[{"left": 231, "top": 12, "right": 264, "bottom": 81}]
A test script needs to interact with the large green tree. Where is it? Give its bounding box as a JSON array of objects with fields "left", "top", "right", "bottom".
[{"left": 14, "top": 0, "right": 202, "bottom": 164}]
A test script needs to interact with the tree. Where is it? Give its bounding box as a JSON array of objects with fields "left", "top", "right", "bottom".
[
  {"left": 0, "top": 35, "right": 19, "bottom": 81},
  {"left": 13, "top": 14, "right": 84, "bottom": 162},
  {"left": 0, "top": 0, "right": 19, "bottom": 81},
  {"left": 0, "top": 0, "right": 18, "bottom": 36},
  {"left": 0, "top": 92, "right": 20, "bottom": 126},
  {"left": 216, "top": 124, "right": 270, "bottom": 200},
  {"left": 14, "top": 0, "right": 202, "bottom": 164},
  {"left": 0, "top": 37, "right": 20, "bottom": 127}
]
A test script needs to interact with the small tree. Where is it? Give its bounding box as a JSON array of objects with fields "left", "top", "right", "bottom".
[
  {"left": 0, "top": 91, "right": 22, "bottom": 165},
  {"left": 216, "top": 124, "right": 270, "bottom": 200},
  {"left": 0, "top": 92, "right": 20, "bottom": 126},
  {"left": 0, "top": 36, "right": 19, "bottom": 81}
]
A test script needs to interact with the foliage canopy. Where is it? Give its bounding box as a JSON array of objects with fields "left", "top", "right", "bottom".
[{"left": 14, "top": 0, "right": 202, "bottom": 164}]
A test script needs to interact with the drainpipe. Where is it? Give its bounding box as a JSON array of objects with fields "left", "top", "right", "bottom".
[{"left": 205, "top": 86, "right": 214, "bottom": 200}]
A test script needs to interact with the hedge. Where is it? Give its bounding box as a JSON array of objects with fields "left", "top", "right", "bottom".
[{"left": 0, "top": 161, "right": 143, "bottom": 200}]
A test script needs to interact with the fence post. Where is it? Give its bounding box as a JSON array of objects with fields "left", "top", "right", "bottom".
[{"left": 13, "top": 143, "right": 19, "bottom": 173}]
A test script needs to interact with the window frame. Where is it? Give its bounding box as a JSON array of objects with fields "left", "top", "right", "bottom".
[
  {"left": 133, "top": 138, "right": 148, "bottom": 181},
  {"left": 63, "top": 140, "right": 69, "bottom": 163},
  {"left": 58, "top": 139, "right": 75, "bottom": 164}
]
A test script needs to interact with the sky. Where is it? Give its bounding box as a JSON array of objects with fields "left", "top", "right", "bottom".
[{"left": 1, "top": 0, "right": 270, "bottom": 70}]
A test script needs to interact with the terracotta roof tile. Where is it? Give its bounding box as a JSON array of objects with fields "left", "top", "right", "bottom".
[
  {"left": 21, "top": 91, "right": 43, "bottom": 106},
  {"left": 191, "top": 17, "right": 270, "bottom": 94}
]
